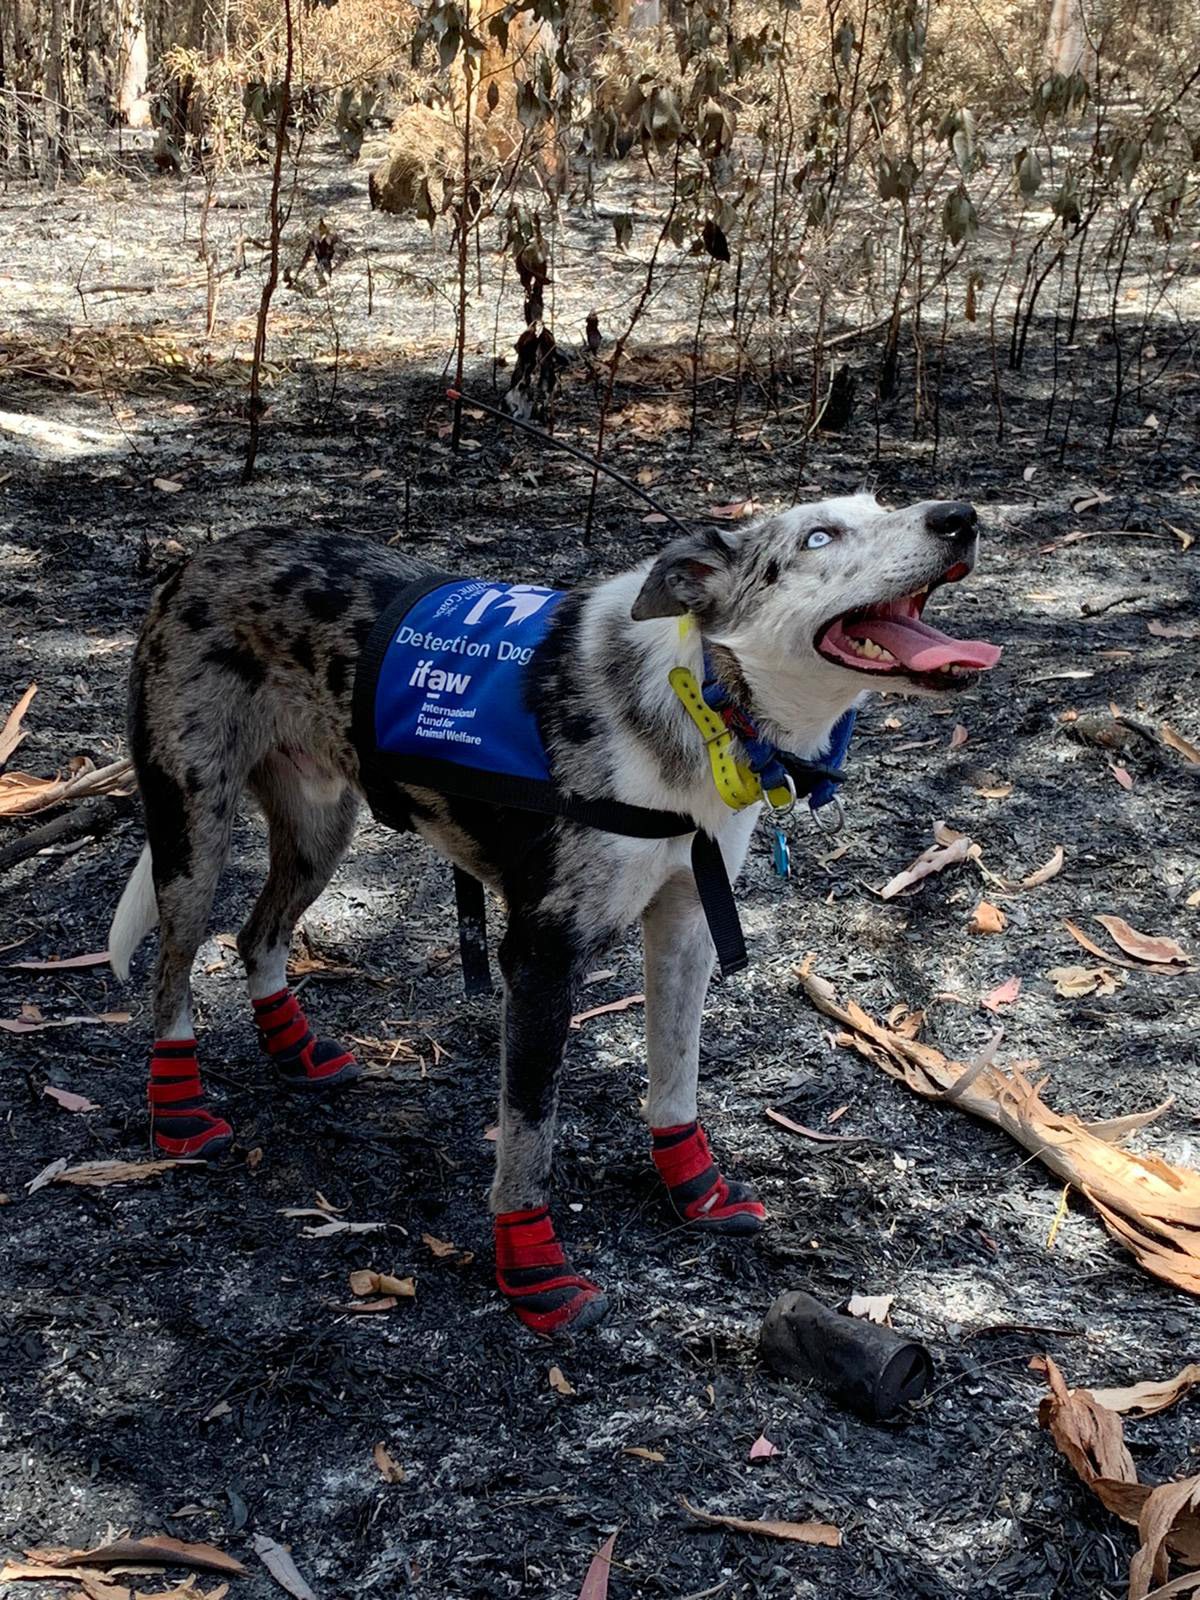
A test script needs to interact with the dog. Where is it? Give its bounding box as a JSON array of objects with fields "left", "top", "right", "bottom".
[{"left": 108, "top": 492, "right": 999, "bottom": 1334}]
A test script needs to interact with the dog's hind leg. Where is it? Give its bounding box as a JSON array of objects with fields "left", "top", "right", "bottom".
[
  {"left": 238, "top": 751, "right": 361, "bottom": 1091},
  {"left": 490, "top": 914, "right": 608, "bottom": 1335},
  {"left": 642, "top": 871, "right": 766, "bottom": 1237},
  {"left": 139, "top": 756, "right": 240, "bottom": 1160}
]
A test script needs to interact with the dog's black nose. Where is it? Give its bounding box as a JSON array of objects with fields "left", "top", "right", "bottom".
[{"left": 925, "top": 501, "right": 978, "bottom": 541}]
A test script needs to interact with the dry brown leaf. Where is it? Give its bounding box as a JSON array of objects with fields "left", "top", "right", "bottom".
[
  {"left": 25, "top": 1538, "right": 244, "bottom": 1576},
  {"left": 879, "top": 832, "right": 976, "bottom": 900},
  {"left": 622, "top": 1447, "right": 665, "bottom": 1463},
  {"left": 8, "top": 951, "right": 111, "bottom": 971},
  {"left": 970, "top": 901, "right": 1007, "bottom": 936},
  {"left": 252, "top": 1534, "right": 316, "bottom": 1600},
  {"left": 1161, "top": 724, "right": 1200, "bottom": 767},
  {"left": 1064, "top": 919, "right": 1152, "bottom": 972},
  {"left": 981, "top": 977, "right": 1021, "bottom": 1011},
  {"left": 1149, "top": 620, "right": 1200, "bottom": 641},
  {"left": 0, "top": 1010, "right": 130, "bottom": 1034},
  {"left": 0, "top": 683, "right": 37, "bottom": 765},
  {"left": 421, "top": 1231, "right": 474, "bottom": 1265},
  {"left": 376, "top": 1272, "right": 415, "bottom": 1297},
  {"left": 1047, "top": 965, "right": 1120, "bottom": 998},
  {"left": 764, "top": 1107, "right": 857, "bottom": 1145},
  {"left": 1188, "top": 889, "right": 1200, "bottom": 909},
  {"left": 975, "top": 781, "right": 1014, "bottom": 799},
  {"left": 348, "top": 1269, "right": 415, "bottom": 1299},
  {"left": 1095, "top": 915, "right": 1189, "bottom": 969},
  {"left": 44, "top": 1085, "right": 101, "bottom": 1112},
  {"left": 707, "top": 499, "right": 759, "bottom": 520},
  {"left": 1091, "top": 1364, "right": 1200, "bottom": 1419},
  {"left": 796, "top": 971, "right": 1200, "bottom": 1297},
  {"left": 154, "top": 477, "right": 183, "bottom": 493},
  {"left": 569, "top": 993, "right": 645, "bottom": 1029},
  {"left": 949, "top": 723, "right": 969, "bottom": 749},
  {"left": 1022, "top": 846, "right": 1065, "bottom": 888},
  {"left": 549, "top": 1365, "right": 576, "bottom": 1396},
  {"left": 1112, "top": 764, "right": 1135, "bottom": 790},
  {"left": 680, "top": 1498, "right": 842, "bottom": 1548},
  {"left": 847, "top": 1292, "right": 894, "bottom": 1325},
  {"left": 373, "top": 1441, "right": 405, "bottom": 1483},
  {"left": 1035, "top": 1356, "right": 1200, "bottom": 1596},
  {"left": 748, "top": 1434, "right": 779, "bottom": 1459},
  {"left": 343, "top": 1295, "right": 398, "bottom": 1313},
  {"left": 578, "top": 1532, "right": 617, "bottom": 1600}
]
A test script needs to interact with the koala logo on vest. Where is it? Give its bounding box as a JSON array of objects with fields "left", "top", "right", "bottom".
[{"left": 463, "top": 584, "right": 557, "bottom": 629}]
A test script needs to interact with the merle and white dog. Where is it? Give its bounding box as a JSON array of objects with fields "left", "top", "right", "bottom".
[{"left": 109, "top": 493, "right": 999, "bottom": 1334}]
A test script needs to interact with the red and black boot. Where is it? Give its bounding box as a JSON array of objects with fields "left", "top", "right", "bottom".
[
  {"left": 495, "top": 1205, "right": 609, "bottom": 1335},
  {"left": 148, "top": 1040, "right": 233, "bottom": 1159},
  {"left": 651, "top": 1121, "right": 766, "bottom": 1235},
  {"left": 252, "top": 988, "right": 360, "bottom": 1090}
]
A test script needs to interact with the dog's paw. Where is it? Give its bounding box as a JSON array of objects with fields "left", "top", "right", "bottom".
[
  {"left": 495, "top": 1205, "right": 609, "bottom": 1335},
  {"left": 651, "top": 1121, "right": 767, "bottom": 1234}
]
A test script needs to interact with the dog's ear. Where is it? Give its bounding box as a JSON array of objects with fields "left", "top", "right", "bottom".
[{"left": 630, "top": 527, "right": 737, "bottom": 621}]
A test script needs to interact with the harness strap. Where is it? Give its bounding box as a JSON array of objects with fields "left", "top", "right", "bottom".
[{"left": 451, "top": 831, "right": 746, "bottom": 993}]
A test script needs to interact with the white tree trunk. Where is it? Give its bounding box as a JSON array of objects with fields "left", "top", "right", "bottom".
[
  {"left": 1045, "top": 0, "right": 1093, "bottom": 76},
  {"left": 116, "top": 1, "right": 152, "bottom": 128}
]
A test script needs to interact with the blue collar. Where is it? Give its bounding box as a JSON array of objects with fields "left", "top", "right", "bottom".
[{"left": 700, "top": 652, "right": 855, "bottom": 814}]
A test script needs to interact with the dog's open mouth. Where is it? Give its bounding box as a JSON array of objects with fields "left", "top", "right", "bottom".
[{"left": 815, "top": 562, "right": 1002, "bottom": 686}]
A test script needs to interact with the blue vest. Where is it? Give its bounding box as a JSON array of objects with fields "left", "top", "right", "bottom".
[{"left": 368, "top": 576, "right": 568, "bottom": 792}]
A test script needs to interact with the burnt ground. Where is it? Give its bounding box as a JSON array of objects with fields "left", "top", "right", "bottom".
[{"left": 1, "top": 144, "right": 1200, "bottom": 1600}]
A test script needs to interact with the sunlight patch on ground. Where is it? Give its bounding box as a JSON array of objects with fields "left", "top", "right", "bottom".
[{"left": 0, "top": 409, "right": 126, "bottom": 460}]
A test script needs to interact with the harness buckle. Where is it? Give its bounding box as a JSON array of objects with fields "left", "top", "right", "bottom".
[{"left": 809, "top": 796, "right": 846, "bottom": 834}]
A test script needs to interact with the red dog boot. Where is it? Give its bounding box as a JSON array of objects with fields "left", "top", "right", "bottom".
[
  {"left": 495, "top": 1206, "right": 609, "bottom": 1335},
  {"left": 651, "top": 1121, "right": 766, "bottom": 1235},
  {"left": 252, "top": 989, "right": 360, "bottom": 1090},
  {"left": 148, "top": 1041, "right": 233, "bottom": 1158}
]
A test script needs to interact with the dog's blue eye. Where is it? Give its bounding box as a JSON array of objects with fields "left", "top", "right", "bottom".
[{"left": 806, "top": 528, "right": 834, "bottom": 549}]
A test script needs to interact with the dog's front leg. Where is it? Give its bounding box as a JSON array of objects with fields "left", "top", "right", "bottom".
[
  {"left": 642, "top": 871, "right": 766, "bottom": 1236},
  {"left": 489, "top": 915, "right": 608, "bottom": 1334}
]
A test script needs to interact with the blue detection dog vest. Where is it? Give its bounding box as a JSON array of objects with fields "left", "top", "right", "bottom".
[{"left": 352, "top": 574, "right": 852, "bottom": 995}]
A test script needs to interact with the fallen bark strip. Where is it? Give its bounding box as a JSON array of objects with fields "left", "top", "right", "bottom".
[
  {"left": 0, "top": 757, "right": 135, "bottom": 819},
  {"left": 797, "top": 968, "right": 1200, "bottom": 1296}
]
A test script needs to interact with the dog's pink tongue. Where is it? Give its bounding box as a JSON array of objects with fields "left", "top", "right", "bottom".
[{"left": 852, "top": 614, "right": 1002, "bottom": 673}]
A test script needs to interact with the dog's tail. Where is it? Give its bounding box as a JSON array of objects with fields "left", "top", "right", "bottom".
[{"left": 108, "top": 845, "right": 158, "bottom": 981}]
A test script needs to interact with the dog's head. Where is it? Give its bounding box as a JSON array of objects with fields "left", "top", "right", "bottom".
[{"left": 631, "top": 492, "right": 1001, "bottom": 733}]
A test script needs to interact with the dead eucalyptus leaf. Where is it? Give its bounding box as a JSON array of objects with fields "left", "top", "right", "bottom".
[
  {"left": 373, "top": 1442, "right": 405, "bottom": 1482},
  {"left": 25, "top": 1536, "right": 244, "bottom": 1576},
  {"left": 1047, "top": 965, "right": 1119, "bottom": 998},
  {"left": 251, "top": 1534, "right": 317, "bottom": 1600},
  {"left": 1160, "top": 724, "right": 1200, "bottom": 767},
  {"left": 680, "top": 1498, "right": 842, "bottom": 1547},
  {"left": 1095, "top": 915, "right": 1189, "bottom": 969},
  {"left": 0, "top": 682, "right": 37, "bottom": 765},
  {"left": 1090, "top": 1364, "right": 1200, "bottom": 1419},
  {"left": 879, "top": 830, "right": 976, "bottom": 900},
  {"left": 969, "top": 901, "right": 1007, "bottom": 936},
  {"left": 549, "top": 1365, "right": 577, "bottom": 1396}
]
